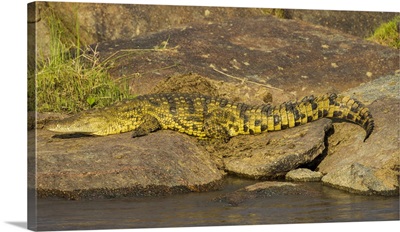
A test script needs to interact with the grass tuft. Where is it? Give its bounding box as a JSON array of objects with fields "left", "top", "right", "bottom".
[
  {"left": 34, "top": 11, "right": 133, "bottom": 113},
  {"left": 368, "top": 16, "right": 400, "bottom": 49}
]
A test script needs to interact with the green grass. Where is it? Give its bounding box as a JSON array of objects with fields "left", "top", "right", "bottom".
[
  {"left": 33, "top": 11, "right": 134, "bottom": 113},
  {"left": 260, "top": 9, "right": 288, "bottom": 19},
  {"left": 368, "top": 16, "right": 400, "bottom": 49}
]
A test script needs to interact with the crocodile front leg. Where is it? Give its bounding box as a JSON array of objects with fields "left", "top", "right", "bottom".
[{"left": 131, "top": 114, "right": 161, "bottom": 138}]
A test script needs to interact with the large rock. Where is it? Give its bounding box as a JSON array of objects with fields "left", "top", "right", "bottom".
[
  {"left": 317, "top": 75, "right": 399, "bottom": 196},
  {"left": 31, "top": 2, "right": 397, "bottom": 61},
  {"left": 34, "top": 130, "right": 223, "bottom": 199},
  {"left": 94, "top": 16, "right": 398, "bottom": 100},
  {"left": 321, "top": 163, "right": 398, "bottom": 195},
  {"left": 213, "top": 119, "right": 332, "bottom": 179}
]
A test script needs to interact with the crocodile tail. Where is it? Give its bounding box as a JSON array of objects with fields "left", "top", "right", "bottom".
[{"left": 297, "top": 93, "right": 374, "bottom": 141}]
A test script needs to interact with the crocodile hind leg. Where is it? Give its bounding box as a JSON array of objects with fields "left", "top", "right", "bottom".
[
  {"left": 131, "top": 114, "right": 161, "bottom": 138},
  {"left": 203, "top": 109, "right": 237, "bottom": 142}
]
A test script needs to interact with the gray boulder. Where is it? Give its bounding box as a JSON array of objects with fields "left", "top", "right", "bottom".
[
  {"left": 317, "top": 75, "right": 399, "bottom": 196},
  {"left": 286, "top": 168, "right": 324, "bottom": 182},
  {"left": 322, "top": 163, "right": 398, "bottom": 195},
  {"left": 34, "top": 130, "right": 224, "bottom": 199},
  {"left": 218, "top": 119, "right": 332, "bottom": 179}
]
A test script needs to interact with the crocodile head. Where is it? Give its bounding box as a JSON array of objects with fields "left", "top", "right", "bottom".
[{"left": 45, "top": 110, "right": 117, "bottom": 136}]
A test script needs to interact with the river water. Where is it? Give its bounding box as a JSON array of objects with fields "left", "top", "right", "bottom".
[{"left": 36, "top": 177, "right": 399, "bottom": 231}]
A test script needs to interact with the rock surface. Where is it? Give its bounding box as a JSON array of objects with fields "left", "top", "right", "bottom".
[
  {"left": 284, "top": 10, "right": 398, "bottom": 38},
  {"left": 285, "top": 168, "right": 323, "bottom": 182},
  {"left": 321, "top": 163, "right": 398, "bottom": 196},
  {"left": 31, "top": 2, "right": 267, "bottom": 58},
  {"left": 94, "top": 16, "right": 398, "bottom": 100},
  {"left": 214, "top": 119, "right": 332, "bottom": 179},
  {"left": 34, "top": 130, "right": 223, "bottom": 199}
]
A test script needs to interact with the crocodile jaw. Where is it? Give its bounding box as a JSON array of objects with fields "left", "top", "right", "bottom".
[{"left": 45, "top": 114, "right": 110, "bottom": 136}]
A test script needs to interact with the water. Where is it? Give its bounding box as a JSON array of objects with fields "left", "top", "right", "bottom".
[{"left": 36, "top": 178, "right": 399, "bottom": 231}]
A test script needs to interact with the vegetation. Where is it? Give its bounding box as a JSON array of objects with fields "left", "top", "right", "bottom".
[
  {"left": 31, "top": 10, "right": 134, "bottom": 113},
  {"left": 368, "top": 16, "right": 400, "bottom": 49},
  {"left": 260, "top": 8, "right": 288, "bottom": 19}
]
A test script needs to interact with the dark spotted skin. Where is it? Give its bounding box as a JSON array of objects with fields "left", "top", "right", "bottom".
[{"left": 46, "top": 93, "right": 374, "bottom": 141}]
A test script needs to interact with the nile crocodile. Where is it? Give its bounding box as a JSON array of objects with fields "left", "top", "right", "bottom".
[{"left": 46, "top": 93, "right": 374, "bottom": 141}]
